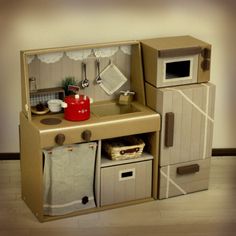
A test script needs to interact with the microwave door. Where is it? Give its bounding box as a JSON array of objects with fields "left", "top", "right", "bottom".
[{"left": 157, "top": 55, "right": 198, "bottom": 88}]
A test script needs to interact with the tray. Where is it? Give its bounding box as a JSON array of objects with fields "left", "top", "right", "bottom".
[{"left": 31, "top": 106, "right": 50, "bottom": 115}]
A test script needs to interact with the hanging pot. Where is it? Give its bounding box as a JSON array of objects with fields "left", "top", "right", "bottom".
[{"left": 61, "top": 94, "right": 91, "bottom": 121}]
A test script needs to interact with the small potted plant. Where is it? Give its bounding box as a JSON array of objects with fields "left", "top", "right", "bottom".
[{"left": 62, "top": 76, "right": 78, "bottom": 96}]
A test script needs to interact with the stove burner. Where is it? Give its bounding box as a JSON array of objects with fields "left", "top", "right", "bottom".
[{"left": 40, "top": 118, "right": 62, "bottom": 125}]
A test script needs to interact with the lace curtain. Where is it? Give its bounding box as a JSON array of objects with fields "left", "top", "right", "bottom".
[{"left": 27, "top": 45, "right": 132, "bottom": 64}]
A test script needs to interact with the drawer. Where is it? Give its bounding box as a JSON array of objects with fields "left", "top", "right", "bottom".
[
  {"left": 100, "top": 160, "right": 152, "bottom": 206},
  {"left": 159, "top": 158, "right": 211, "bottom": 199}
]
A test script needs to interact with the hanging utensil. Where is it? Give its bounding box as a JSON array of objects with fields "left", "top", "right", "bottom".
[
  {"left": 81, "top": 62, "right": 89, "bottom": 88},
  {"left": 95, "top": 59, "right": 102, "bottom": 84}
]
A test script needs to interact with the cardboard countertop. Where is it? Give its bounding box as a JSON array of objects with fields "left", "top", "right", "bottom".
[{"left": 30, "top": 102, "right": 161, "bottom": 133}]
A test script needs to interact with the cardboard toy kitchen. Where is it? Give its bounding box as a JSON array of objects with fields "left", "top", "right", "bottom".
[{"left": 20, "top": 36, "right": 215, "bottom": 222}]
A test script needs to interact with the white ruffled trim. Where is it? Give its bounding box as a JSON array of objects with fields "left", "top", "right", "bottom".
[
  {"left": 27, "top": 55, "right": 35, "bottom": 64},
  {"left": 120, "top": 45, "right": 132, "bottom": 55},
  {"left": 37, "top": 52, "right": 64, "bottom": 64},
  {"left": 30, "top": 45, "right": 131, "bottom": 64},
  {"left": 94, "top": 47, "right": 118, "bottom": 58},
  {"left": 66, "top": 49, "right": 92, "bottom": 61}
]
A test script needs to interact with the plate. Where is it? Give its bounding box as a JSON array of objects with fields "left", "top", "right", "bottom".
[{"left": 31, "top": 106, "right": 50, "bottom": 115}]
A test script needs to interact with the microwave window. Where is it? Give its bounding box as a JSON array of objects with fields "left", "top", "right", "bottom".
[{"left": 165, "top": 60, "right": 190, "bottom": 79}]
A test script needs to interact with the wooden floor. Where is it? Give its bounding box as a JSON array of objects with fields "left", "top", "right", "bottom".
[{"left": 0, "top": 157, "right": 236, "bottom": 236}]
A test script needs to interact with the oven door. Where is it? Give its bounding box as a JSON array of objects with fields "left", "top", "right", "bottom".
[{"left": 157, "top": 54, "right": 198, "bottom": 88}]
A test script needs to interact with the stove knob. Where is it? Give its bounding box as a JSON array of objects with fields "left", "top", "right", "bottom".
[
  {"left": 82, "top": 196, "right": 89, "bottom": 204},
  {"left": 201, "top": 48, "right": 211, "bottom": 59},
  {"left": 81, "top": 130, "right": 92, "bottom": 142},
  {"left": 55, "top": 133, "right": 65, "bottom": 146},
  {"left": 201, "top": 59, "right": 210, "bottom": 71}
]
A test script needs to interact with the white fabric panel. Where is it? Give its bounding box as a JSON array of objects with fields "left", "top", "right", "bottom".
[{"left": 43, "top": 142, "right": 97, "bottom": 216}]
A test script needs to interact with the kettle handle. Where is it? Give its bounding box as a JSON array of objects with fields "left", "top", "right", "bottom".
[{"left": 61, "top": 101, "right": 68, "bottom": 108}]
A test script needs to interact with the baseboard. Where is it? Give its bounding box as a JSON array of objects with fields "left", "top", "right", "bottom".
[
  {"left": 0, "top": 149, "right": 235, "bottom": 160},
  {"left": 212, "top": 148, "right": 236, "bottom": 156},
  {"left": 0, "top": 153, "right": 20, "bottom": 160}
]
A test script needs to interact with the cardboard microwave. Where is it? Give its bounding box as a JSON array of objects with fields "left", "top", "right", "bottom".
[{"left": 141, "top": 36, "right": 211, "bottom": 88}]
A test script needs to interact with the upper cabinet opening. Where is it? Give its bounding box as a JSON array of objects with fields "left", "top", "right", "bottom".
[{"left": 20, "top": 41, "right": 145, "bottom": 120}]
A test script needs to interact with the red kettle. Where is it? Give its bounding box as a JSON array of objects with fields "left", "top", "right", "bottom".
[{"left": 61, "top": 94, "right": 91, "bottom": 121}]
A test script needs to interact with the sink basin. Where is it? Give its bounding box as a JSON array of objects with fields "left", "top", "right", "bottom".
[{"left": 91, "top": 102, "right": 140, "bottom": 117}]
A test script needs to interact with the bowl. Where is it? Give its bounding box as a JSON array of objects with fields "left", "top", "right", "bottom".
[{"left": 47, "top": 99, "right": 62, "bottom": 113}]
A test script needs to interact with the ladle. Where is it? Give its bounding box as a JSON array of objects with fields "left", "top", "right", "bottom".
[
  {"left": 95, "top": 59, "right": 102, "bottom": 84},
  {"left": 81, "top": 62, "right": 89, "bottom": 88}
]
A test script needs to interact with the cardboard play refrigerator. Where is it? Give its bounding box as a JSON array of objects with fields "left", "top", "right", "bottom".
[
  {"left": 141, "top": 36, "right": 215, "bottom": 199},
  {"left": 145, "top": 83, "right": 215, "bottom": 198}
]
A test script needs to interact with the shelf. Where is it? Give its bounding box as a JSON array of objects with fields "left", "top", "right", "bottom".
[
  {"left": 29, "top": 87, "right": 65, "bottom": 108},
  {"left": 30, "top": 87, "right": 65, "bottom": 96},
  {"left": 101, "top": 152, "right": 153, "bottom": 168}
]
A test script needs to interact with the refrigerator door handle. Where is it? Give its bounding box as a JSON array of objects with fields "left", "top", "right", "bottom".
[{"left": 165, "top": 112, "right": 174, "bottom": 147}]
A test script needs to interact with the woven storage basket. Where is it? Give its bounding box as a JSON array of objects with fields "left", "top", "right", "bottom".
[{"left": 103, "top": 136, "right": 145, "bottom": 160}]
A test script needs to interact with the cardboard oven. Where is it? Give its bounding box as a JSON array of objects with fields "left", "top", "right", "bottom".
[{"left": 141, "top": 36, "right": 211, "bottom": 88}]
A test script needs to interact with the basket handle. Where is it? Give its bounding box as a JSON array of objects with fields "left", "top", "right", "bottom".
[{"left": 120, "top": 147, "right": 140, "bottom": 155}]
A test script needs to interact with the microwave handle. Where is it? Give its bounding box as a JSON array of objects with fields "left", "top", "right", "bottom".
[{"left": 165, "top": 112, "right": 174, "bottom": 147}]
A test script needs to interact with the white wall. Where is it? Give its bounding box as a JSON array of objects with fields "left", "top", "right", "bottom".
[{"left": 0, "top": 0, "right": 235, "bottom": 152}]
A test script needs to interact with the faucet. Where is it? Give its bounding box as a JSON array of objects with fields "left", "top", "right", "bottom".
[{"left": 118, "top": 90, "right": 135, "bottom": 105}]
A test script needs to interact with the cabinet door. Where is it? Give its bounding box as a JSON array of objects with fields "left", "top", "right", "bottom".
[{"left": 150, "top": 83, "right": 215, "bottom": 166}]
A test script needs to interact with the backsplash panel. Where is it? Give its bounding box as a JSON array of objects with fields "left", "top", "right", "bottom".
[{"left": 28, "top": 49, "right": 131, "bottom": 102}]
